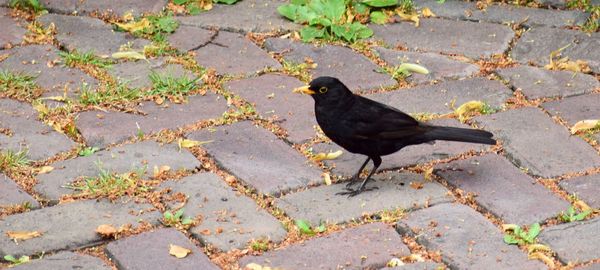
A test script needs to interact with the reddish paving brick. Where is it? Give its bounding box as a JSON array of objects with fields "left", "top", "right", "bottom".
[
  {"left": 0, "top": 8, "right": 26, "bottom": 49},
  {"left": 224, "top": 74, "right": 317, "bottom": 143},
  {"left": 106, "top": 228, "right": 219, "bottom": 270},
  {"left": 540, "top": 217, "right": 600, "bottom": 263},
  {"left": 397, "top": 203, "right": 545, "bottom": 269},
  {"left": 187, "top": 122, "right": 322, "bottom": 195},
  {"left": 239, "top": 223, "right": 410, "bottom": 270},
  {"left": 11, "top": 252, "right": 111, "bottom": 270},
  {"left": 76, "top": 94, "right": 227, "bottom": 147},
  {"left": 559, "top": 174, "right": 600, "bottom": 209},
  {"left": 0, "top": 173, "right": 39, "bottom": 208},
  {"left": 264, "top": 38, "right": 396, "bottom": 91},
  {"left": 475, "top": 107, "right": 600, "bottom": 177},
  {"left": 435, "top": 154, "right": 570, "bottom": 224}
]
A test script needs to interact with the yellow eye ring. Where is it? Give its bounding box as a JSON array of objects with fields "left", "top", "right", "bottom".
[{"left": 319, "top": 87, "right": 328, "bottom": 93}]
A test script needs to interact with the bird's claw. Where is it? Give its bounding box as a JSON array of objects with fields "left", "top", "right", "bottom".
[
  {"left": 345, "top": 177, "right": 359, "bottom": 188},
  {"left": 336, "top": 186, "right": 379, "bottom": 197}
]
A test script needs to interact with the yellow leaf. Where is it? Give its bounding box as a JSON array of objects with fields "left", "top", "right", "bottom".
[
  {"left": 32, "top": 102, "right": 49, "bottom": 115},
  {"left": 501, "top": 224, "right": 519, "bottom": 232},
  {"left": 397, "top": 11, "right": 420, "bottom": 26},
  {"left": 95, "top": 224, "right": 117, "bottom": 237},
  {"left": 387, "top": 258, "right": 404, "bottom": 267},
  {"left": 312, "top": 150, "right": 343, "bottom": 161},
  {"left": 111, "top": 51, "right": 146, "bottom": 60},
  {"left": 169, "top": 244, "right": 192, "bottom": 258},
  {"left": 527, "top": 244, "right": 552, "bottom": 254},
  {"left": 6, "top": 231, "right": 42, "bottom": 241},
  {"left": 114, "top": 18, "right": 151, "bottom": 32},
  {"left": 177, "top": 138, "right": 213, "bottom": 149},
  {"left": 528, "top": 252, "right": 555, "bottom": 268},
  {"left": 421, "top": 7, "right": 436, "bottom": 17},
  {"left": 122, "top": 12, "right": 135, "bottom": 22},
  {"left": 323, "top": 172, "right": 332, "bottom": 185},
  {"left": 570, "top": 120, "right": 599, "bottom": 134},
  {"left": 423, "top": 167, "right": 434, "bottom": 181},
  {"left": 37, "top": 166, "right": 54, "bottom": 174},
  {"left": 398, "top": 63, "right": 429, "bottom": 75},
  {"left": 454, "top": 100, "right": 485, "bottom": 122},
  {"left": 574, "top": 200, "right": 592, "bottom": 212},
  {"left": 245, "top": 263, "right": 264, "bottom": 270},
  {"left": 153, "top": 165, "right": 171, "bottom": 177}
]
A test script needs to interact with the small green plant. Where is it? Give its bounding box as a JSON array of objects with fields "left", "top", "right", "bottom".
[
  {"left": 0, "top": 70, "right": 41, "bottom": 100},
  {"left": 3, "top": 255, "right": 30, "bottom": 266},
  {"left": 162, "top": 209, "right": 193, "bottom": 227},
  {"left": 78, "top": 147, "right": 99, "bottom": 157},
  {"left": 59, "top": 50, "right": 113, "bottom": 69},
  {"left": 66, "top": 166, "right": 149, "bottom": 198},
  {"left": 559, "top": 206, "right": 592, "bottom": 223},
  {"left": 249, "top": 238, "right": 270, "bottom": 251},
  {"left": 116, "top": 13, "right": 179, "bottom": 42},
  {"left": 79, "top": 83, "right": 142, "bottom": 106},
  {"left": 503, "top": 223, "right": 541, "bottom": 245},
  {"left": 148, "top": 72, "right": 199, "bottom": 99},
  {"left": 0, "top": 149, "right": 30, "bottom": 171},
  {"left": 9, "top": 0, "right": 44, "bottom": 12},
  {"left": 388, "top": 63, "right": 429, "bottom": 80},
  {"left": 295, "top": 219, "right": 326, "bottom": 236}
]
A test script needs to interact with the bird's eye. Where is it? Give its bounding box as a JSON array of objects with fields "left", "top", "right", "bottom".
[{"left": 319, "top": 87, "right": 328, "bottom": 93}]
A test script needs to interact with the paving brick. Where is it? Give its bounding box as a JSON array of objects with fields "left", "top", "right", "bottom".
[
  {"left": 375, "top": 47, "right": 479, "bottom": 84},
  {"left": 0, "top": 173, "right": 39, "bottom": 208},
  {"left": 10, "top": 251, "right": 111, "bottom": 270},
  {"left": 37, "top": 14, "right": 149, "bottom": 56},
  {"left": 475, "top": 107, "right": 600, "bottom": 178},
  {"left": 0, "top": 8, "right": 26, "bottom": 49},
  {"left": 275, "top": 171, "right": 451, "bottom": 225},
  {"left": 380, "top": 262, "right": 446, "bottom": 270},
  {"left": 0, "top": 45, "right": 100, "bottom": 99},
  {"left": 35, "top": 141, "right": 199, "bottom": 202},
  {"left": 313, "top": 119, "right": 491, "bottom": 177},
  {"left": 497, "top": 66, "right": 599, "bottom": 99},
  {"left": 108, "top": 57, "right": 198, "bottom": 89},
  {"left": 167, "top": 25, "right": 215, "bottom": 52},
  {"left": 576, "top": 263, "right": 600, "bottom": 270},
  {"left": 178, "top": 0, "right": 299, "bottom": 33},
  {"left": 543, "top": 93, "right": 600, "bottom": 142},
  {"left": 436, "top": 154, "right": 570, "bottom": 224},
  {"left": 188, "top": 122, "right": 322, "bottom": 195},
  {"left": 414, "top": 0, "right": 588, "bottom": 27},
  {"left": 0, "top": 199, "right": 160, "bottom": 257},
  {"left": 0, "top": 99, "right": 75, "bottom": 160},
  {"left": 397, "top": 203, "right": 545, "bottom": 269},
  {"left": 540, "top": 217, "right": 600, "bottom": 263},
  {"left": 76, "top": 94, "right": 227, "bottom": 147},
  {"left": 224, "top": 74, "right": 317, "bottom": 143},
  {"left": 512, "top": 27, "right": 600, "bottom": 73},
  {"left": 193, "top": 31, "right": 281, "bottom": 75},
  {"left": 367, "top": 78, "right": 512, "bottom": 115},
  {"left": 372, "top": 18, "right": 514, "bottom": 59},
  {"left": 559, "top": 174, "right": 600, "bottom": 209},
  {"left": 239, "top": 223, "right": 410, "bottom": 270},
  {"left": 40, "top": 0, "right": 167, "bottom": 16},
  {"left": 106, "top": 228, "right": 219, "bottom": 270},
  {"left": 264, "top": 38, "right": 396, "bottom": 91},
  {"left": 160, "top": 173, "right": 286, "bottom": 251}
]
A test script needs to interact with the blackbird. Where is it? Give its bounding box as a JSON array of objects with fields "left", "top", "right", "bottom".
[{"left": 294, "top": 76, "right": 496, "bottom": 196}]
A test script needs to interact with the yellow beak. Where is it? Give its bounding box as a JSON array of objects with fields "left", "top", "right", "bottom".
[{"left": 293, "top": 85, "right": 316, "bottom": 95}]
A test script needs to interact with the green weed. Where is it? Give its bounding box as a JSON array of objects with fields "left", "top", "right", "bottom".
[
  {"left": 9, "top": 0, "right": 44, "bottom": 12},
  {"left": 559, "top": 206, "right": 592, "bottom": 222},
  {"left": 0, "top": 70, "right": 42, "bottom": 100},
  {"left": 162, "top": 208, "right": 194, "bottom": 227},
  {"left": 59, "top": 50, "right": 113, "bottom": 69},
  {"left": 148, "top": 72, "right": 199, "bottom": 99},
  {"left": 0, "top": 149, "right": 30, "bottom": 171},
  {"left": 503, "top": 223, "right": 541, "bottom": 245}
]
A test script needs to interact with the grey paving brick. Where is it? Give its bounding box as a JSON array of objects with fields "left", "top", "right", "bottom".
[
  {"left": 10, "top": 251, "right": 111, "bottom": 270},
  {"left": 372, "top": 18, "right": 514, "bottom": 59},
  {"left": 0, "top": 8, "right": 26, "bottom": 49},
  {"left": 167, "top": 25, "right": 215, "bottom": 52},
  {"left": 512, "top": 27, "right": 600, "bottom": 73},
  {"left": 397, "top": 203, "right": 545, "bottom": 269},
  {"left": 224, "top": 74, "right": 316, "bottom": 143},
  {"left": 540, "top": 217, "right": 600, "bottom": 263},
  {"left": 0, "top": 199, "right": 160, "bottom": 257},
  {"left": 0, "top": 99, "right": 75, "bottom": 160},
  {"left": 313, "top": 119, "right": 491, "bottom": 177},
  {"left": 497, "top": 65, "right": 599, "bottom": 99},
  {"left": 542, "top": 93, "right": 600, "bottom": 124},
  {"left": 0, "top": 173, "right": 39, "bottom": 208},
  {"left": 375, "top": 47, "right": 479, "bottom": 84},
  {"left": 108, "top": 57, "right": 198, "bottom": 89},
  {"left": 414, "top": 0, "right": 588, "bottom": 27},
  {"left": 380, "top": 262, "right": 446, "bottom": 270},
  {"left": 160, "top": 173, "right": 287, "bottom": 251},
  {"left": 436, "top": 154, "right": 570, "bottom": 224},
  {"left": 239, "top": 222, "right": 410, "bottom": 270},
  {"left": 40, "top": 0, "right": 167, "bottom": 16},
  {"left": 275, "top": 171, "right": 451, "bottom": 225},
  {"left": 264, "top": 38, "right": 396, "bottom": 91},
  {"left": 187, "top": 122, "right": 322, "bottom": 195},
  {"left": 576, "top": 263, "right": 600, "bottom": 270},
  {"left": 76, "top": 94, "right": 227, "bottom": 147},
  {"left": 35, "top": 141, "right": 199, "bottom": 202},
  {"left": 106, "top": 228, "right": 219, "bottom": 270},
  {"left": 0, "top": 45, "right": 100, "bottom": 99},
  {"left": 475, "top": 107, "right": 600, "bottom": 177},
  {"left": 37, "top": 14, "right": 149, "bottom": 56},
  {"left": 193, "top": 31, "right": 281, "bottom": 75},
  {"left": 367, "top": 78, "right": 512, "bottom": 115},
  {"left": 178, "top": 0, "right": 299, "bottom": 33},
  {"left": 559, "top": 174, "right": 600, "bottom": 209}
]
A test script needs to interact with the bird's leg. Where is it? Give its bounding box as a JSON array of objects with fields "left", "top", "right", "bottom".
[
  {"left": 337, "top": 156, "right": 381, "bottom": 197},
  {"left": 345, "top": 157, "right": 371, "bottom": 188}
]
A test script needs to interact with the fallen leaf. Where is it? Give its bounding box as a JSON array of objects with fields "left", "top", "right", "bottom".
[
  {"left": 387, "top": 257, "right": 404, "bottom": 267},
  {"left": 397, "top": 11, "right": 420, "bottom": 26},
  {"left": 323, "top": 172, "right": 332, "bottom": 185},
  {"left": 245, "top": 263, "right": 264, "bottom": 270},
  {"left": 177, "top": 138, "right": 213, "bottom": 149},
  {"left": 169, "top": 244, "right": 192, "bottom": 258},
  {"left": 153, "top": 165, "right": 171, "bottom": 177},
  {"left": 37, "top": 166, "right": 54, "bottom": 174},
  {"left": 312, "top": 150, "right": 343, "bottom": 161},
  {"left": 410, "top": 182, "right": 424, "bottom": 189},
  {"left": 199, "top": 229, "right": 211, "bottom": 235},
  {"left": 397, "top": 63, "right": 429, "bottom": 75},
  {"left": 454, "top": 100, "right": 485, "bottom": 122},
  {"left": 529, "top": 252, "right": 555, "bottom": 268},
  {"left": 527, "top": 244, "right": 552, "bottom": 253},
  {"left": 570, "top": 119, "right": 599, "bottom": 134},
  {"left": 6, "top": 231, "right": 42, "bottom": 241},
  {"left": 574, "top": 200, "right": 592, "bottom": 212},
  {"left": 421, "top": 7, "right": 436, "bottom": 17},
  {"left": 155, "top": 96, "right": 164, "bottom": 105},
  {"left": 111, "top": 51, "right": 146, "bottom": 60},
  {"left": 423, "top": 167, "right": 434, "bottom": 181},
  {"left": 95, "top": 224, "right": 118, "bottom": 237},
  {"left": 114, "top": 18, "right": 151, "bottom": 32}
]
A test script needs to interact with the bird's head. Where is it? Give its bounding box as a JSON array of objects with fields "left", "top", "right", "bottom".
[{"left": 293, "top": 76, "right": 353, "bottom": 103}]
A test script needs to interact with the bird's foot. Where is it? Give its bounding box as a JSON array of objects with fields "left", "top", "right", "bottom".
[
  {"left": 344, "top": 176, "right": 359, "bottom": 188},
  {"left": 336, "top": 186, "right": 379, "bottom": 197}
]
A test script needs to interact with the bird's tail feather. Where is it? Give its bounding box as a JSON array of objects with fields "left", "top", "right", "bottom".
[{"left": 425, "top": 126, "right": 496, "bottom": 145}]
